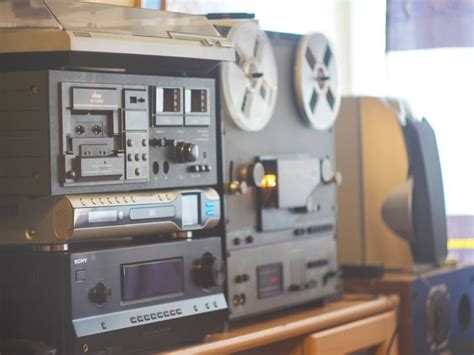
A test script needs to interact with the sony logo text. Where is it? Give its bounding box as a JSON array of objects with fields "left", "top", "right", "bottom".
[{"left": 74, "top": 258, "right": 88, "bottom": 265}]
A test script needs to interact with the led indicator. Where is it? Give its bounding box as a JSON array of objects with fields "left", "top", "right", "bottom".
[{"left": 261, "top": 174, "right": 277, "bottom": 189}]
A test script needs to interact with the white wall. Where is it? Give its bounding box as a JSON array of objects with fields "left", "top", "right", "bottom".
[
  {"left": 387, "top": 48, "right": 474, "bottom": 215},
  {"left": 348, "top": 0, "right": 387, "bottom": 96}
]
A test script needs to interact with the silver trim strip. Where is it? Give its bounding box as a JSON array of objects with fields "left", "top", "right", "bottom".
[{"left": 73, "top": 293, "right": 227, "bottom": 337}]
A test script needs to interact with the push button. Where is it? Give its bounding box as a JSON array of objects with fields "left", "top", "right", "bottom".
[
  {"left": 75, "top": 269, "right": 86, "bottom": 282},
  {"left": 289, "top": 284, "right": 301, "bottom": 292},
  {"left": 189, "top": 165, "right": 200, "bottom": 173}
]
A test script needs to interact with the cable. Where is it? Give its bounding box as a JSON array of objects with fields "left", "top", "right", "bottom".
[{"left": 385, "top": 320, "right": 399, "bottom": 355}]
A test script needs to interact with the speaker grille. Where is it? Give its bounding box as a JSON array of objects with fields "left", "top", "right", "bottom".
[{"left": 426, "top": 284, "right": 451, "bottom": 351}]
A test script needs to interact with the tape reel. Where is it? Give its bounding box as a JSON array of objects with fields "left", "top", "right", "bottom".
[
  {"left": 221, "top": 22, "right": 278, "bottom": 132},
  {"left": 294, "top": 32, "right": 340, "bottom": 130}
]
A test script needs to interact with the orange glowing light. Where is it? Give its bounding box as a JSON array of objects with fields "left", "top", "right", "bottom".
[{"left": 260, "top": 174, "right": 277, "bottom": 188}]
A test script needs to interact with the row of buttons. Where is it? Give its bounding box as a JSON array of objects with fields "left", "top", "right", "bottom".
[
  {"left": 80, "top": 196, "right": 136, "bottom": 206},
  {"left": 307, "top": 259, "right": 329, "bottom": 269},
  {"left": 188, "top": 164, "right": 212, "bottom": 173},
  {"left": 233, "top": 235, "right": 254, "bottom": 246},
  {"left": 289, "top": 280, "right": 318, "bottom": 292},
  {"left": 125, "top": 132, "right": 149, "bottom": 180},
  {"left": 127, "top": 153, "right": 147, "bottom": 162},
  {"left": 192, "top": 301, "right": 220, "bottom": 313},
  {"left": 293, "top": 223, "right": 334, "bottom": 236},
  {"left": 234, "top": 273, "right": 250, "bottom": 284},
  {"left": 78, "top": 193, "right": 173, "bottom": 206},
  {"left": 127, "top": 138, "right": 147, "bottom": 147}
]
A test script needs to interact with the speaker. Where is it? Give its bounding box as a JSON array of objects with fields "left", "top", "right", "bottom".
[
  {"left": 345, "top": 265, "right": 474, "bottom": 355},
  {"left": 382, "top": 116, "right": 448, "bottom": 265},
  {"left": 335, "top": 96, "right": 447, "bottom": 270}
]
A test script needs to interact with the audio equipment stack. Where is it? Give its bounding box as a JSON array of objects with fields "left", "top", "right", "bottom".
[
  {"left": 0, "top": 1, "right": 232, "bottom": 353},
  {"left": 0, "top": 3, "right": 344, "bottom": 353},
  {"left": 212, "top": 20, "right": 342, "bottom": 321}
]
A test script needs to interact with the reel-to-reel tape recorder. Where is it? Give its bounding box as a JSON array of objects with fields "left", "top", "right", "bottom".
[{"left": 214, "top": 21, "right": 342, "bottom": 320}]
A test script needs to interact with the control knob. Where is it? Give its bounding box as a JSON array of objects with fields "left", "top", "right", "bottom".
[
  {"left": 175, "top": 141, "right": 199, "bottom": 163},
  {"left": 88, "top": 282, "right": 111, "bottom": 306},
  {"left": 150, "top": 138, "right": 199, "bottom": 163},
  {"left": 228, "top": 161, "right": 265, "bottom": 195},
  {"left": 193, "top": 252, "right": 226, "bottom": 289},
  {"left": 239, "top": 162, "right": 266, "bottom": 187}
]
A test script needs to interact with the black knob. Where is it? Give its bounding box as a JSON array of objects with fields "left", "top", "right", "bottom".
[
  {"left": 75, "top": 125, "right": 85, "bottom": 135},
  {"left": 193, "top": 252, "right": 225, "bottom": 289},
  {"left": 88, "top": 282, "right": 111, "bottom": 306},
  {"left": 92, "top": 125, "right": 102, "bottom": 135},
  {"left": 175, "top": 142, "right": 199, "bottom": 163}
]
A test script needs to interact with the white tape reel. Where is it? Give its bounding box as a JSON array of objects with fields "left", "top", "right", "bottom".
[
  {"left": 221, "top": 22, "right": 278, "bottom": 132},
  {"left": 294, "top": 32, "right": 341, "bottom": 130}
]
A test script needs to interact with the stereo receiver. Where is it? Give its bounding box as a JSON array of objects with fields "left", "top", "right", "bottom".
[{"left": 0, "top": 237, "right": 227, "bottom": 354}]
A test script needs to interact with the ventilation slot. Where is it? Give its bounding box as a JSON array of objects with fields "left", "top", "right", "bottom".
[{"left": 0, "top": 203, "right": 18, "bottom": 220}]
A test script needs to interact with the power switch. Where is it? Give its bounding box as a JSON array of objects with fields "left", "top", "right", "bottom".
[{"left": 75, "top": 269, "right": 86, "bottom": 282}]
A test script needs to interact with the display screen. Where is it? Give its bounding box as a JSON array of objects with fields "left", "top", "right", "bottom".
[
  {"left": 121, "top": 258, "right": 183, "bottom": 302},
  {"left": 88, "top": 210, "right": 117, "bottom": 223},
  {"left": 182, "top": 194, "right": 199, "bottom": 226},
  {"left": 257, "top": 263, "right": 283, "bottom": 299}
]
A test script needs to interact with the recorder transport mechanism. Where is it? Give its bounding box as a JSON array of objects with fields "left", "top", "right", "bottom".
[
  {"left": 216, "top": 21, "right": 342, "bottom": 320},
  {"left": 0, "top": 237, "right": 227, "bottom": 354},
  {"left": 0, "top": 188, "right": 220, "bottom": 245}
]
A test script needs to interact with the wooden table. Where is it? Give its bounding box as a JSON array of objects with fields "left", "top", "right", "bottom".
[{"left": 164, "top": 294, "right": 399, "bottom": 354}]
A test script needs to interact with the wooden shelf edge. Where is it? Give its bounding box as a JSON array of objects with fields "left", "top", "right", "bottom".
[{"left": 165, "top": 294, "right": 399, "bottom": 354}]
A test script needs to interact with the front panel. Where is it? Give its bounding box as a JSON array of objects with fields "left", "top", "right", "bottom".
[
  {"left": 52, "top": 71, "right": 217, "bottom": 195},
  {"left": 0, "top": 237, "right": 227, "bottom": 354},
  {"left": 70, "top": 238, "right": 226, "bottom": 336},
  {"left": 0, "top": 70, "right": 218, "bottom": 196},
  {"left": 227, "top": 236, "right": 338, "bottom": 319},
  {"left": 0, "top": 188, "right": 220, "bottom": 245}
]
